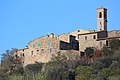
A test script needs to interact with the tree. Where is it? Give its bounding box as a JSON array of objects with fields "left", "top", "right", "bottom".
[
  {"left": 101, "top": 46, "right": 112, "bottom": 56},
  {"left": 1, "top": 49, "right": 21, "bottom": 74},
  {"left": 37, "top": 52, "right": 76, "bottom": 80},
  {"left": 75, "top": 66, "right": 95, "bottom": 80},
  {"left": 25, "top": 62, "right": 43, "bottom": 76},
  {"left": 85, "top": 47, "right": 94, "bottom": 57},
  {"left": 1, "top": 50, "right": 13, "bottom": 72},
  {"left": 109, "top": 39, "right": 120, "bottom": 51},
  {"left": 0, "top": 67, "right": 9, "bottom": 80},
  {"left": 42, "top": 63, "right": 69, "bottom": 80}
]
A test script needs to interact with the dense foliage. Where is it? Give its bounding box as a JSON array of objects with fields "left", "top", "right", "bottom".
[{"left": 0, "top": 39, "right": 120, "bottom": 80}]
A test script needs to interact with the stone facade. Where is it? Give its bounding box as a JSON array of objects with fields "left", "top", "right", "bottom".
[
  {"left": 69, "top": 29, "right": 95, "bottom": 40},
  {"left": 13, "top": 7, "right": 120, "bottom": 66},
  {"left": 78, "top": 31, "right": 108, "bottom": 51},
  {"left": 97, "top": 8, "right": 107, "bottom": 31},
  {"left": 14, "top": 33, "right": 79, "bottom": 66}
]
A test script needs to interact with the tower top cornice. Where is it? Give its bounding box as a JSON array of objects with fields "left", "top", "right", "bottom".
[{"left": 97, "top": 7, "right": 107, "bottom": 10}]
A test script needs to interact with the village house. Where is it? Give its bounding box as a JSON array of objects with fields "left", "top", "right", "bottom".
[{"left": 13, "top": 7, "right": 120, "bottom": 66}]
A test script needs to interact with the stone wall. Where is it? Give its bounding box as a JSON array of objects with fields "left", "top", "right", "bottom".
[
  {"left": 69, "top": 29, "right": 95, "bottom": 40},
  {"left": 14, "top": 30, "right": 120, "bottom": 66},
  {"left": 58, "top": 34, "right": 70, "bottom": 43},
  {"left": 97, "top": 31, "right": 108, "bottom": 39},
  {"left": 13, "top": 48, "right": 29, "bottom": 65},
  {"left": 14, "top": 33, "right": 79, "bottom": 66},
  {"left": 79, "top": 33, "right": 97, "bottom": 51},
  {"left": 25, "top": 34, "right": 60, "bottom": 65},
  {"left": 59, "top": 50, "right": 80, "bottom": 60},
  {"left": 59, "top": 35, "right": 79, "bottom": 50},
  {"left": 78, "top": 32, "right": 107, "bottom": 51}
]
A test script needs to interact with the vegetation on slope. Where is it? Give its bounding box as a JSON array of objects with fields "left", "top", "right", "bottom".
[{"left": 0, "top": 39, "right": 120, "bottom": 80}]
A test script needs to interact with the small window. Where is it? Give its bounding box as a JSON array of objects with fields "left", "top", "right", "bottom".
[
  {"left": 100, "top": 41, "right": 102, "bottom": 47},
  {"left": 90, "top": 55, "right": 93, "bottom": 58},
  {"left": 32, "top": 44, "right": 35, "bottom": 48},
  {"left": 23, "top": 53, "right": 24, "bottom": 57},
  {"left": 38, "top": 43, "right": 40, "bottom": 47},
  {"left": 106, "top": 40, "right": 108, "bottom": 46},
  {"left": 99, "top": 12, "right": 102, "bottom": 18},
  {"left": 23, "top": 49, "right": 24, "bottom": 52},
  {"left": 37, "top": 50, "right": 39, "bottom": 52},
  {"left": 50, "top": 48, "right": 52, "bottom": 53},
  {"left": 93, "top": 35, "right": 96, "bottom": 39},
  {"left": 16, "top": 54, "right": 19, "bottom": 58},
  {"left": 50, "top": 48, "right": 54, "bottom": 53},
  {"left": 85, "top": 36, "right": 87, "bottom": 40},
  {"left": 31, "top": 51, "right": 33, "bottom": 55},
  {"left": 100, "top": 22, "right": 102, "bottom": 30},
  {"left": 41, "top": 49, "right": 44, "bottom": 53},
  {"left": 78, "top": 30, "right": 80, "bottom": 32},
  {"left": 80, "top": 52, "right": 84, "bottom": 57},
  {"left": 48, "top": 42, "right": 50, "bottom": 46},
  {"left": 78, "top": 35, "right": 79, "bottom": 39}
]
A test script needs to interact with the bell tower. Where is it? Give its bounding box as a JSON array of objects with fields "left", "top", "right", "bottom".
[{"left": 97, "top": 7, "right": 107, "bottom": 31}]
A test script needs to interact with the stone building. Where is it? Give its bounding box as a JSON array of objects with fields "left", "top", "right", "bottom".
[
  {"left": 13, "top": 7, "right": 120, "bottom": 66},
  {"left": 70, "top": 7, "right": 120, "bottom": 51},
  {"left": 13, "top": 33, "right": 79, "bottom": 66}
]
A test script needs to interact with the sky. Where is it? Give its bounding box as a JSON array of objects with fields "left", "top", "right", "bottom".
[{"left": 0, "top": 0, "right": 120, "bottom": 60}]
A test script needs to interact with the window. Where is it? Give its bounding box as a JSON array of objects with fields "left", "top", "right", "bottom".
[
  {"left": 100, "top": 41, "right": 102, "bottom": 47},
  {"left": 37, "top": 50, "right": 39, "bottom": 52},
  {"left": 106, "top": 40, "right": 108, "bottom": 46},
  {"left": 48, "top": 42, "right": 50, "bottom": 46},
  {"left": 38, "top": 43, "right": 40, "bottom": 47},
  {"left": 80, "top": 52, "right": 84, "bottom": 57},
  {"left": 23, "top": 53, "right": 24, "bottom": 57},
  {"left": 50, "top": 48, "right": 54, "bottom": 53},
  {"left": 78, "top": 30, "right": 80, "bottom": 32},
  {"left": 78, "top": 35, "right": 79, "bottom": 39},
  {"left": 41, "top": 49, "right": 44, "bottom": 53},
  {"left": 99, "top": 12, "right": 102, "bottom": 18},
  {"left": 93, "top": 35, "right": 96, "bottom": 39},
  {"left": 31, "top": 51, "right": 33, "bottom": 55},
  {"left": 32, "top": 44, "right": 35, "bottom": 48},
  {"left": 23, "top": 49, "right": 24, "bottom": 52},
  {"left": 50, "top": 48, "right": 52, "bottom": 53},
  {"left": 15, "top": 54, "right": 19, "bottom": 58},
  {"left": 85, "top": 36, "right": 87, "bottom": 40}
]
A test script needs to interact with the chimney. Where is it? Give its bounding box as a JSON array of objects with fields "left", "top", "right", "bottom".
[{"left": 50, "top": 33, "right": 54, "bottom": 38}]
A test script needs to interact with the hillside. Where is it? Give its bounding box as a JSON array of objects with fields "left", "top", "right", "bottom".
[{"left": 0, "top": 39, "right": 120, "bottom": 80}]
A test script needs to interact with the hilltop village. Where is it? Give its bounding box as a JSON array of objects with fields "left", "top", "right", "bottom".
[{"left": 13, "top": 7, "right": 120, "bottom": 66}]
